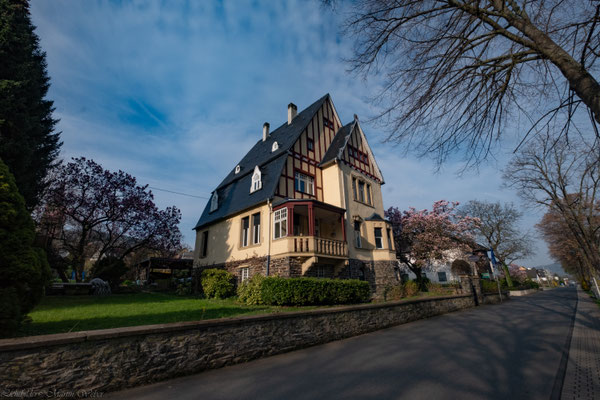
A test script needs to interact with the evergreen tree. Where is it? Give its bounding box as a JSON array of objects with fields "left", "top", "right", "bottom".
[
  {"left": 0, "top": 157, "right": 50, "bottom": 337},
  {"left": 0, "top": 0, "right": 61, "bottom": 210}
]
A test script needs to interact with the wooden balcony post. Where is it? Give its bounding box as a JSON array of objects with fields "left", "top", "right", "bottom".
[{"left": 308, "top": 203, "right": 315, "bottom": 237}]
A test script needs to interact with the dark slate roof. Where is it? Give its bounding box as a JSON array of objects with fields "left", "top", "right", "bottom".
[
  {"left": 365, "top": 212, "right": 386, "bottom": 221},
  {"left": 194, "top": 94, "right": 330, "bottom": 230},
  {"left": 319, "top": 121, "right": 355, "bottom": 167}
]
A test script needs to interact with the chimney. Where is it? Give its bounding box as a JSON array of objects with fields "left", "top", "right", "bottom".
[
  {"left": 262, "top": 122, "right": 270, "bottom": 141},
  {"left": 288, "top": 103, "right": 297, "bottom": 125}
]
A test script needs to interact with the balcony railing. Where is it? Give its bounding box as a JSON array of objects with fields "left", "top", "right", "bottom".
[{"left": 291, "top": 236, "right": 348, "bottom": 257}]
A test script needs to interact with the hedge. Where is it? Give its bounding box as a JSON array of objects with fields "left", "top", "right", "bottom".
[
  {"left": 238, "top": 276, "right": 370, "bottom": 306},
  {"left": 201, "top": 269, "right": 235, "bottom": 299}
]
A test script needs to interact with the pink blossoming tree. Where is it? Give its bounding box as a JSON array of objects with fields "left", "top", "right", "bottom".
[{"left": 385, "top": 200, "right": 479, "bottom": 290}]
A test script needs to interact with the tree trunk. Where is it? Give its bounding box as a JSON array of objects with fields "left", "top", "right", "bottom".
[{"left": 503, "top": 264, "right": 513, "bottom": 287}]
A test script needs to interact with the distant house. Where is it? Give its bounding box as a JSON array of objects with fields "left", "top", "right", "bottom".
[{"left": 193, "top": 94, "right": 398, "bottom": 294}]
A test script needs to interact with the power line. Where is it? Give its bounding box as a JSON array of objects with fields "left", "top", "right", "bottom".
[{"left": 148, "top": 186, "right": 210, "bottom": 200}]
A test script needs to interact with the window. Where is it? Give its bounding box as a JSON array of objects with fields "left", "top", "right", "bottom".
[
  {"left": 273, "top": 208, "right": 287, "bottom": 239},
  {"left": 294, "top": 171, "right": 314, "bottom": 195},
  {"left": 358, "top": 180, "right": 365, "bottom": 203},
  {"left": 307, "top": 138, "right": 314, "bottom": 151},
  {"left": 354, "top": 221, "right": 362, "bottom": 248},
  {"left": 374, "top": 227, "right": 383, "bottom": 249},
  {"left": 241, "top": 217, "right": 250, "bottom": 247},
  {"left": 323, "top": 117, "right": 334, "bottom": 130},
  {"left": 272, "top": 141, "right": 279, "bottom": 152},
  {"left": 352, "top": 178, "right": 358, "bottom": 200},
  {"left": 252, "top": 213, "right": 260, "bottom": 244},
  {"left": 201, "top": 230, "right": 209, "bottom": 257},
  {"left": 316, "top": 265, "right": 326, "bottom": 278},
  {"left": 386, "top": 228, "right": 392, "bottom": 250},
  {"left": 235, "top": 165, "right": 240, "bottom": 174},
  {"left": 241, "top": 267, "right": 249, "bottom": 282},
  {"left": 438, "top": 272, "right": 447, "bottom": 282},
  {"left": 366, "top": 184, "right": 372, "bottom": 205},
  {"left": 251, "top": 166, "right": 262, "bottom": 193},
  {"left": 210, "top": 192, "right": 218, "bottom": 212}
]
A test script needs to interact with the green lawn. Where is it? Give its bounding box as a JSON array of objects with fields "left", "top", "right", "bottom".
[{"left": 17, "top": 292, "right": 312, "bottom": 337}]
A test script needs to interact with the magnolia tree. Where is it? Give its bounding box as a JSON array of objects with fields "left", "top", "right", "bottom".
[
  {"left": 385, "top": 201, "right": 478, "bottom": 290},
  {"left": 42, "top": 157, "right": 182, "bottom": 282}
]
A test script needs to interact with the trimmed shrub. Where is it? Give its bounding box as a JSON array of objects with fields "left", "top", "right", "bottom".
[
  {"left": 237, "top": 276, "right": 370, "bottom": 306},
  {"left": 201, "top": 269, "right": 235, "bottom": 299}
]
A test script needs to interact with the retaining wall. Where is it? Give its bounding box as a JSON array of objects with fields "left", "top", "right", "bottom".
[{"left": 1, "top": 294, "right": 475, "bottom": 396}]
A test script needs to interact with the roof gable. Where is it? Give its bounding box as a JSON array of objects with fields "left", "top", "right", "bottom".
[{"left": 194, "top": 94, "right": 330, "bottom": 230}]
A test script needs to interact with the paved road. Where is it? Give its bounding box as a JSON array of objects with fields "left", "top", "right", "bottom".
[{"left": 108, "top": 288, "right": 578, "bottom": 400}]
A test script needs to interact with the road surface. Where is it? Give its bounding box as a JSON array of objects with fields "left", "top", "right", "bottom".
[{"left": 108, "top": 288, "right": 578, "bottom": 400}]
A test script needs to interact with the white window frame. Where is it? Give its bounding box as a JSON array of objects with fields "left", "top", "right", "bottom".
[
  {"left": 294, "top": 171, "right": 314, "bottom": 195},
  {"left": 251, "top": 166, "right": 262, "bottom": 193},
  {"left": 241, "top": 216, "right": 249, "bottom": 247},
  {"left": 273, "top": 208, "right": 288, "bottom": 239},
  {"left": 241, "top": 267, "right": 249, "bottom": 282},
  {"left": 374, "top": 227, "right": 383, "bottom": 249}
]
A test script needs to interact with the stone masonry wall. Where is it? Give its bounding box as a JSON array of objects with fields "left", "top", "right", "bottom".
[{"left": 0, "top": 295, "right": 475, "bottom": 396}]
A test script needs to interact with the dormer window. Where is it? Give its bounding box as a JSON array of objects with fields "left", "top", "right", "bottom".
[
  {"left": 271, "top": 141, "right": 279, "bottom": 152},
  {"left": 235, "top": 165, "right": 241, "bottom": 174},
  {"left": 250, "top": 165, "right": 262, "bottom": 193},
  {"left": 210, "top": 192, "right": 218, "bottom": 212}
]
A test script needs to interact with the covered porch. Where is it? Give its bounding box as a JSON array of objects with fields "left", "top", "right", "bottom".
[{"left": 273, "top": 199, "right": 348, "bottom": 258}]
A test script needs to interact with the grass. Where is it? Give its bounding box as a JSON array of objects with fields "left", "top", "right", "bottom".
[{"left": 16, "top": 292, "right": 316, "bottom": 337}]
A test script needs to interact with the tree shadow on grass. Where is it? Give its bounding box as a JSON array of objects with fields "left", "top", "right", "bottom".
[{"left": 17, "top": 306, "right": 271, "bottom": 337}]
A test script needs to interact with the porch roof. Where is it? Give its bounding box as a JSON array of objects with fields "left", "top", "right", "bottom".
[{"left": 272, "top": 198, "right": 346, "bottom": 214}]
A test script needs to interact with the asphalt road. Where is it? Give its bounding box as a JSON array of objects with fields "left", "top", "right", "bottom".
[{"left": 108, "top": 288, "right": 577, "bottom": 400}]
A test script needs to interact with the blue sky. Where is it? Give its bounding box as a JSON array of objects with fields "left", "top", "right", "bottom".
[{"left": 30, "top": 0, "right": 554, "bottom": 267}]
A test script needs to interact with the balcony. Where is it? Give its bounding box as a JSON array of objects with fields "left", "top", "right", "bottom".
[{"left": 291, "top": 236, "right": 348, "bottom": 258}]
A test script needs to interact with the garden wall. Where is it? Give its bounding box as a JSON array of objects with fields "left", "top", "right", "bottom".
[{"left": 0, "top": 294, "right": 476, "bottom": 396}]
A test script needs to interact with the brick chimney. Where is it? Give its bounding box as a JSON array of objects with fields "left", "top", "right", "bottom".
[
  {"left": 262, "top": 122, "right": 270, "bottom": 142},
  {"left": 288, "top": 103, "right": 297, "bottom": 125}
]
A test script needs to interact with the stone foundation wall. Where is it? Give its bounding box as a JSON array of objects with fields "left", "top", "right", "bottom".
[{"left": 0, "top": 294, "right": 476, "bottom": 396}]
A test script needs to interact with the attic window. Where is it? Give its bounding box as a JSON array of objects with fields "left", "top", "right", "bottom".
[
  {"left": 272, "top": 141, "right": 279, "bottom": 152},
  {"left": 235, "top": 165, "right": 241, "bottom": 174},
  {"left": 323, "top": 117, "right": 334, "bottom": 130},
  {"left": 210, "top": 192, "right": 218, "bottom": 212},
  {"left": 250, "top": 165, "right": 262, "bottom": 193}
]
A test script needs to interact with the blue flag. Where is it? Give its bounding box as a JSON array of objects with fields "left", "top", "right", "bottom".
[{"left": 489, "top": 249, "right": 498, "bottom": 268}]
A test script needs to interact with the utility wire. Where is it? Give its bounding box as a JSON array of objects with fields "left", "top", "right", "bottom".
[{"left": 148, "top": 186, "right": 210, "bottom": 200}]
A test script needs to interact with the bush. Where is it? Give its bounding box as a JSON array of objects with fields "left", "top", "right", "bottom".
[
  {"left": 237, "top": 276, "right": 370, "bottom": 306},
  {"left": 383, "top": 284, "right": 405, "bottom": 301},
  {"left": 91, "top": 257, "right": 127, "bottom": 289},
  {"left": 481, "top": 279, "right": 499, "bottom": 293},
  {"left": 201, "top": 269, "right": 235, "bottom": 299},
  {"left": 0, "top": 160, "right": 50, "bottom": 337},
  {"left": 426, "top": 282, "right": 448, "bottom": 295},
  {"left": 404, "top": 280, "right": 419, "bottom": 297},
  {"left": 176, "top": 282, "right": 192, "bottom": 296}
]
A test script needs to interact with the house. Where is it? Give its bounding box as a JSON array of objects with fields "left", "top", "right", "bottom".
[{"left": 193, "top": 94, "right": 398, "bottom": 294}]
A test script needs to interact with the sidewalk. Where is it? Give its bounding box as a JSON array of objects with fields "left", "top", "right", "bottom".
[{"left": 561, "top": 288, "right": 600, "bottom": 400}]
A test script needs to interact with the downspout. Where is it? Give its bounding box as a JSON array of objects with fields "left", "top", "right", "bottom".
[{"left": 266, "top": 199, "right": 272, "bottom": 276}]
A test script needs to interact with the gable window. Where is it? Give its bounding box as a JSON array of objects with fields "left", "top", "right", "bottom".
[
  {"left": 374, "top": 227, "right": 383, "bottom": 249},
  {"left": 273, "top": 208, "right": 287, "bottom": 239},
  {"left": 294, "top": 171, "right": 314, "bottom": 195},
  {"left": 272, "top": 141, "right": 279, "bottom": 152},
  {"left": 307, "top": 138, "right": 314, "bottom": 151},
  {"left": 323, "top": 117, "right": 334, "bottom": 130},
  {"left": 201, "top": 230, "right": 209, "bottom": 258},
  {"left": 241, "top": 267, "right": 249, "bottom": 282},
  {"left": 210, "top": 192, "right": 218, "bottom": 213},
  {"left": 354, "top": 221, "right": 362, "bottom": 248},
  {"left": 353, "top": 177, "right": 373, "bottom": 206},
  {"left": 252, "top": 213, "right": 261, "bottom": 244},
  {"left": 352, "top": 178, "right": 358, "bottom": 200},
  {"left": 438, "top": 272, "right": 448, "bottom": 282},
  {"left": 251, "top": 166, "right": 262, "bottom": 193},
  {"left": 241, "top": 216, "right": 250, "bottom": 247}
]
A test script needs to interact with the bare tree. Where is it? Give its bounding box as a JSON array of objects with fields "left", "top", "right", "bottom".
[
  {"left": 504, "top": 135, "right": 600, "bottom": 275},
  {"left": 343, "top": 1, "right": 600, "bottom": 165}
]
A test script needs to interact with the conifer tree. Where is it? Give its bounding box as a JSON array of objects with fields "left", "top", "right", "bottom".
[{"left": 0, "top": 0, "right": 61, "bottom": 210}]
